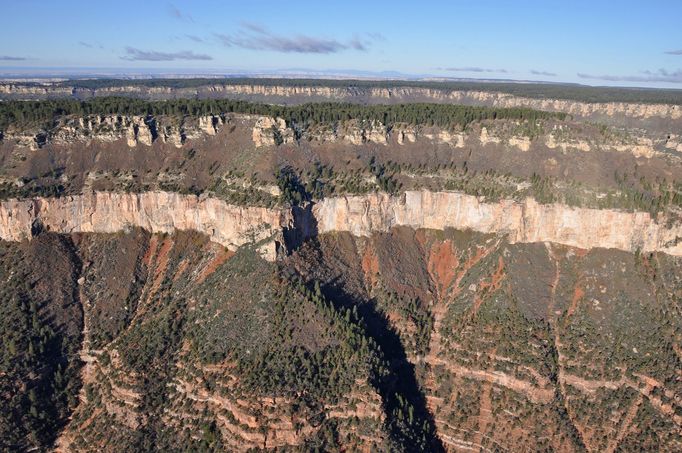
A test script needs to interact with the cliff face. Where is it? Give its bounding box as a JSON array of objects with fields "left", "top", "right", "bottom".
[
  {"left": 4, "top": 112, "right": 673, "bottom": 162},
  {"left": 313, "top": 191, "right": 682, "bottom": 255},
  {"left": 1, "top": 190, "right": 681, "bottom": 259},
  {"left": 2, "top": 114, "right": 228, "bottom": 149},
  {"left": 252, "top": 116, "right": 295, "bottom": 147},
  {"left": 0, "top": 192, "right": 288, "bottom": 260}
]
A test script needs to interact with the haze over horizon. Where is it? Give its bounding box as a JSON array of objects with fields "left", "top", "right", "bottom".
[{"left": 1, "top": 0, "right": 682, "bottom": 88}]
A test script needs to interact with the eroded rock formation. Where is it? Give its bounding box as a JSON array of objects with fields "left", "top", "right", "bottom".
[
  {"left": 0, "top": 191, "right": 288, "bottom": 260},
  {"left": 1, "top": 190, "right": 681, "bottom": 260},
  {"left": 312, "top": 191, "right": 682, "bottom": 255},
  {"left": 0, "top": 114, "right": 232, "bottom": 150},
  {"left": 252, "top": 116, "right": 295, "bottom": 147}
]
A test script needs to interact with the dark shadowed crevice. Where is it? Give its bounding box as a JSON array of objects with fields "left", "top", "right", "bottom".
[
  {"left": 283, "top": 202, "right": 318, "bottom": 253},
  {"left": 307, "top": 273, "right": 444, "bottom": 452}
]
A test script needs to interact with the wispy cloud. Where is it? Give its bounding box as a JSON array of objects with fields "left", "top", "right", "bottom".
[
  {"left": 168, "top": 3, "right": 193, "bottom": 22},
  {"left": 440, "top": 67, "right": 508, "bottom": 73},
  {"left": 366, "top": 32, "right": 386, "bottom": 41},
  {"left": 530, "top": 69, "right": 557, "bottom": 77},
  {"left": 0, "top": 55, "right": 27, "bottom": 61},
  {"left": 578, "top": 69, "right": 682, "bottom": 84},
  {"left": 120, "top": 47, "right": 212, "bottom": 61},
  {"left": 215, "top": 23, "right": 378, "bottom": 54},
  {"left": 79, "top": 41, "right": 105, "bottom": 50},
  {"left": 665, "top": 49, "right": 682, "bottom": 55},
  {"left": 184, "top": 34, "right": 204, "bottom": 43},
  {"left": 349, "top": 36, "right": 369, "bottom": 51}
]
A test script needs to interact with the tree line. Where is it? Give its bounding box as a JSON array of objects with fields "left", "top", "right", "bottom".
[
  {"left": 40, "top": 77, "right": 682, "bottom": 105},
  {"left": 0, "top": 96, "right": 566, "bottom": 131}
]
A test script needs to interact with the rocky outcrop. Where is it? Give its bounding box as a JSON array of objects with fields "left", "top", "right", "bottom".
[
  {"left": 2, "top": 115, "right": 159, "bottom": 149},
  {"left": 479, "top": 127, "right": 501, "bottom": 146},
  {"left": 544, "top": 132, "right": 661, "bottom": 157},
  {"left": 545, "top": 134, "right": 591, "bottom": 152},
  {"left": 126, "top": 116, "right": 154, "bottom": 147},
  {"left": 284, "top": 119, "right": 389, "bottom": 146},
  {"left": 0, "top": 114, "right": 237, "bottom": 149},
  {"left": 0, "top": 191, "right": 288, "bottom": 260},
  {"left": 394, "top": 124, "right": 417, "bottom": 145},
  {"left": 335, "top": 120, "right": 388, "bottom": 145},
  {"left": 508, "top": 135, "right": 531, "bottom": 152},
  {"left": 160, "top": 124, "right": 185, "bottom": 148},
  {"left": 363, "top": 121, "right": 388, "bottom": 144},
  {"left": 198, "top": 114, "right": 226, "bottom": 136},
  {"left": 312, "top": 191, "right": 682, "bottom": 256},
  {"left": 1, "top": 190, "right": 681, "bottom": 259},
  {"left": 2, "top": 111, "right": 674, "bottom": 160},
  {"left": 0, "top": 83, "right": 74, "bottom": 98},
  {"left": 665, "top": 134, "right": 682, "bottom": 152},
  {"left": 1, "top": 130, "right": 47, "bottom": 150},
  {"left": 422, "top": 129, "right": 465, "bottom": 147},
  {"left": 252, "top": 116, "right": 295, "bottom": 147}
]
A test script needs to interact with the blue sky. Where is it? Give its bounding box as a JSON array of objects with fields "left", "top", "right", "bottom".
[{"left": 1, "top": 0, "right": 682, "bottom": 87}]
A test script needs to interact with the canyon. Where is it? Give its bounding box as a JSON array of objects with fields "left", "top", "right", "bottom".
[{"left": 1, "top": 83, "right": 681, "bottom": 452}]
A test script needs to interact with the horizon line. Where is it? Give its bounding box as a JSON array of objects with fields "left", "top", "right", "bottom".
[{"left": 1, "top": 67, "right": 682, "bottom": 92}]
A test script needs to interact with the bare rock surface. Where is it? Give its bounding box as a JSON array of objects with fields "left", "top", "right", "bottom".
[{"left": 1, "top": 190, "right": 681, "bottom": 259}]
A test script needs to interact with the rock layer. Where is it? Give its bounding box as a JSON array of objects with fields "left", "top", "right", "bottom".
[
  {"left": 1, "top": 190, "right": 681, "bottom": 258},
  {"left": 0, "top": 191, "right": 288, "bottom": 260},
  {"left": 1, "top": 114, "right": 231, "bottom": 150},
  {"left": 1, "top": 112, "right": 675, "bottom": 160},
  {"left": 312, "top": 191, "right": 682, "bottom": 255}
]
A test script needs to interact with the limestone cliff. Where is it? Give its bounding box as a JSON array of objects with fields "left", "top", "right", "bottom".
[
  {"left": 312, "top": 191, "right": 682, "bottom": 255},
  {"left": 252, "top": 116, "right": 295, "bottom": 147},
  {"left": 1, "top": 190, "right": 681, "bottom": 259},
  {"left": 1, "top": 114, "right": 231, "bottom": 150},
  {"left": 0, "top": 191, "right": 288, "bottom": 260}
]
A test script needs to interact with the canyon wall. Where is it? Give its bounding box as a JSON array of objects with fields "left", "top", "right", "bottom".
[
  {"left": 2, "top": 82, "right": 680, "bottom": 121},
  {"left": 3, "top": 112, "right": 676, "bottom": 160},
  {"left": 1, "top": 113, "right": 228, "bottom": 150},
  {"left": 0, "top": 191, "right": 288, "bottom": 260},
  {"left": 209, "top": 85, "right": 682, "bottom": 120},
  {"left": 1, "top": 190, "right": 681, "bottom": 258},
  {"left": 313, "top": 191, "right": 682, "bottom": 255}
]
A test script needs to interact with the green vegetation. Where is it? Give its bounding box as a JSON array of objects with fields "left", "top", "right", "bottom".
[
  {"left": 274, "top": 160, "right": 682, "bottom": 216},
  {"left": 0, "top": 96, "right": 565, "bottom": 131},
  {"left": 0, "top": 180, "right": 65, "bottom": 199},
  {"left": 1, "top": 224, "right": 679, "bottom": 451},
  {"left": 375, "top": 290, "right": 433, "bottom": 357},
  {"left": 187, "top": 248, "right": 386, "bottom": 403},
  {"left": 44, "top": 77, "right": 682, "bottom": 105},
  {"left": 0, "top": 237, "right": 82, "bottom": 451},
  {"left": 276, "top": 166, "right": 309, "bottom": 205}
]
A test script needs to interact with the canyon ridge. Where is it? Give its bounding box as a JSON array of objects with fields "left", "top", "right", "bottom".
[{"left": 0, "top": 79, "right": 680, "bottom": 452}]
